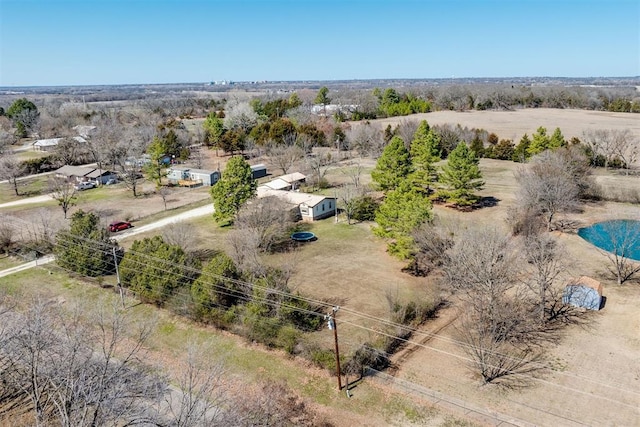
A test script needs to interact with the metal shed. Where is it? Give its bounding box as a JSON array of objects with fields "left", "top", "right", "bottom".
[{"left": 563, "top": 276, "right": 603, "bottom": 310}]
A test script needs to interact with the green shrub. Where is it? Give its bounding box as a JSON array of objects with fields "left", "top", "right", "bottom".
[
  {"left": 352, "top": 195, "right": 378, "bottom": 221},
  {"left": 276, "top": 325, "right": 300, "bottom": 355}
]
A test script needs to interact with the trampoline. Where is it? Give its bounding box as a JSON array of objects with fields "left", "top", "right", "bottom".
[{"left": 291, "top": 231, "right": 316, "bottom": 242}]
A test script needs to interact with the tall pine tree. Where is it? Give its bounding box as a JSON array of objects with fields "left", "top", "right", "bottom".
[
  {"left": 527, "top": 126, "right": 551, "bottom": 157},
  {"left": 211, "top": 156, "right": 257, "bottom": 225},
  {"left": 371, "top": 136, "right": 412, "bottom": 192},
  {"left": 410, "top": 120, "right": 441, "bottom": 189},
  {"left": 438, "top": 142, "right": 484, "bottom": 206},
  {"left": 374, "top": 180, "right": 432, "bottom": 259}
]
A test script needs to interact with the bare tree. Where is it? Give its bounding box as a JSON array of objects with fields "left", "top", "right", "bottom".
[
  {"left": 305, "top": 150, "right": 334, "bottom": 190},
  {"left": 456, "top": 312, "right": 544, "bottom": 385},
  {"left": 411, "top": 217, "right": 456, "bottom": 276},
  {"left": 582, "top": 129, "right": 618, "bottom": 169},
  {"left": 340, "top": 159, "right": 365, "bottom": 188},
  {"left": 442, "top": 228, "right": 521, "bottom": 327},
  {"left": 54, "top": 136, "right": 90, "bottom": 165},
  {"left": 267, "top": 143, "right": 304, "bottom": 175},
  {"left": 234, "top": 196, "right": 295, "bottom": 252},
  {"left": 158, "top": 186, "right": 172, "bottom": 210},
  {"left": 117, "top": 135, "right": 148, "bottom": 198},
  {"left": 396, "top": 119, "right": 420, "bottom": 148},
  {"left": 599, "top": 220, "right": 640, "bottom": 285},
  {"left": 161, "top": 342, "right": 228, "bottom": 426},
  {"left": 0, "top": 155, "right": 26, "bottom": 196},
  {"left": 522, "top": 233, "right": 566, "bottom": 324},
  {"left": 223, "top": 102, "right": 259, "bottom": 133},
  {"left": 336, "top": 184, "right": 363, "bottom": 225},
  {"left": 514, "top": 149, "right": 586, "bottom": 231},
  {"left": 226, "top": 227, "right": 263, "bottom": 276},
  {"left": 162, "top": 221, "right": 198, "bottom": 253},
  {"left": 49, "top": 176, "right": 77, "bottom": 219},
  {"left": 347, "top": 123, "right": 385, "bottom": 157},
  {"left": 86, "top": 118, "right": 124, "bottom": 183},
  {"left": 188, "top": 144, "right": 205, "bottom": 169},
  {"left": 610, "top": 129, "right": 639, "bottom": 174}
]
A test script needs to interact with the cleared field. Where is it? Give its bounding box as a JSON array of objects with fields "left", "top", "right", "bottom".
[{"left": 367, "top": 108, "right": 640, "bottom": 147}]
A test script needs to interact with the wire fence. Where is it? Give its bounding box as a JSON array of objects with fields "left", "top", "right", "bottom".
[{"left": 365, "top": 367, "right": 538, "bottom": 427}]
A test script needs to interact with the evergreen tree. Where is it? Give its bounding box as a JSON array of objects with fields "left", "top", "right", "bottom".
[
  {"left": 191, "top": 252, "right": 242, "bottom": 316},
  {"left": 211, "top": 156, "right": 257, "bottom": 225},
  {"left": 492, "top": 139, "right": 516, "bottom": 160},
  {"left": 410, "top": 120, "right": 440, "bottom": 188},
  {"left": 314, "top": 86, "right": 331, "bottom": 115},
  {"left": 119, "top": 236, "right": 199, "bottom": 306},
  {"left": 527, "top": 126, "right": 551, "bottom": 157},
  {"left": 371, "top": 136, "right": 412, "bottom": 192},
  {"left": 373, "top": 181, "right": 433, "bottom": 259},
  {"left": 469, "top": 132, "right": 485, "bottom": 158},
  {"left": 549, "top": 127, "right": 566, "bottom": 149},
  {"left": 144, "top": 136, "right": 168, "bottom": 188},
  {"left": 513, "top": 134, "right": 531, "bottom": 162},
  {"left": 6, "top": 98, "right": 39, "bottom": 138},
  {"left": 55, "top": 210, "right": 119, "bottom": 277},
  {"left": 438, "top": 142, "right": 484, "bottom": 206},
  {"left": 203, "top": 111, "right": 225, "bottom": 150}
]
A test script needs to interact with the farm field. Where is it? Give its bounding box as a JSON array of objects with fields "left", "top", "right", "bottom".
[
  {"left": 367, "top": 108, "right": 640, "bottom": 150},
  {"left": 1, "top": 108, "right": 639, "bottom": 425}
]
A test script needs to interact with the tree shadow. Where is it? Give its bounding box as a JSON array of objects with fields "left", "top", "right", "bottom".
[{"left": 472, "top": 196, "right": 500, "bottom": 209}]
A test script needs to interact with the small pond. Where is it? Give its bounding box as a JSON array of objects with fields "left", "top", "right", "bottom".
[{"left": 577, "top": 220, "right": 640, "bottom": 261}]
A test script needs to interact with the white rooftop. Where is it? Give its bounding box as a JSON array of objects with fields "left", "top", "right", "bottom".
[{"left": 257, "top": 186, "right": 333, "bottom": 208}]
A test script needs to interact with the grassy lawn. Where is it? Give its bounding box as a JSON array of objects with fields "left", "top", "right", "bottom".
[
  {"left": 0, "top": 174, "right": 50, "bottom": 204},
  {"left": 0, "top": 255, "right": 22, "bottom": 271},
  {"left": 0, "top": 266, "right": 457, "bottom": 426}
]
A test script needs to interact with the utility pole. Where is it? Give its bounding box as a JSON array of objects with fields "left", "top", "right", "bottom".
[
  {"left": 113, "top": 247, "right": 124, "bottom": 308},
  {"left": 326, "top": 306, "right": 342, "bottom": 390}
]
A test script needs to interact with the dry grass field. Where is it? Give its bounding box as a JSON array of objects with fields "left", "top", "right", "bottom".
[
  {"left": 1, "top": 108, "right": 639, "bottom": 425},
  {"left": 370, "top": 108, "right": 640, "bottom": 149}
]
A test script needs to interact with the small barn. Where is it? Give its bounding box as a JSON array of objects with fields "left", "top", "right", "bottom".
[
  {"left": 167, "top": 167, "right": 220, "bottom": 187},
  {"left": 251, "top": 164, "right": 267, "bottom": 179},
  {"left": 563, "top": 276, "right": 603, "bottom": 311}
]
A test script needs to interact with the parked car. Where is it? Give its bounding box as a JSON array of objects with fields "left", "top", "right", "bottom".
[
  {"left": 109, "top": 221, "right": 133, "bottom": 232},
  {"left": 74, "top": 181, "right": 96, "bottom": 191}
]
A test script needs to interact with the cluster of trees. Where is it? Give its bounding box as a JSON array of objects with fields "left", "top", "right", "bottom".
[
  {"left": 54, "top": 203, "right": 323, "bottom": 359},
  {"left": 202, "top": 93, "right": 333, "bottom": 156},
  {"left": 0, "top": 294, "right": 324, "bottom": 426},
  {"left": 437, "top": 226, "right": 582, "bottom": 384},
  {"left": 509, "top": 146, "right": 640, "bottom": 285},
  {"left": 0, "top": 98, "right": 40, "bottom": 138},
  {"left": 371, "top": 120, "right": 484, "bottom": 259}
]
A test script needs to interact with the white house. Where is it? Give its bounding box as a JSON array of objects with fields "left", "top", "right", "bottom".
[
  {"left": 33, "top": 136, "right": 86, "bottom": 152},
  {"left": 167, "top": 167, "right": 220, "bottom": 187},
  {"left": 257, "top": 186, "right": 336, "bottom": 221}
]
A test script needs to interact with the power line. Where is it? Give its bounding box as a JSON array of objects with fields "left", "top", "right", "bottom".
[{"left": 3, "top": 214, "right": 640, "bottom": 422}]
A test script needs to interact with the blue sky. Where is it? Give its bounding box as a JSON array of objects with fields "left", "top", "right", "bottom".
[{"left": 1, "top": 0, "right": 638, "bottom": 86}]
